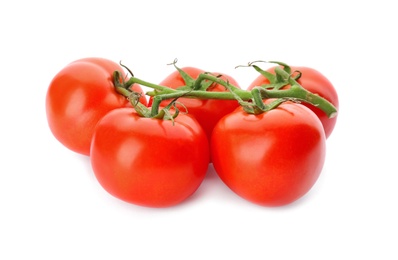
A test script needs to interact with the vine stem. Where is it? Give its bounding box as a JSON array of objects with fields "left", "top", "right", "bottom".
[{"left": 115, "top": 70, "right": 338, "bottom": 119}]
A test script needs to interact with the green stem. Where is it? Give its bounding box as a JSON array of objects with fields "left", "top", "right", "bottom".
[
  {"left": 193, "top": 73, "right": 241, "bottom": 91},
  {"left": 156, "top": 89, "right": 252, "bottom": 100},
  {"left": 115, "top": 70, "right": 338, "bottom": 119},
  {"left": 150, "top": 91, "right": 191, "bottom": 116},
  {"left": 125, "top": 77, "right": 176, "bottom": 93},
  {"left": 259, "top": 86, "right": 337, "bottom": 118}
]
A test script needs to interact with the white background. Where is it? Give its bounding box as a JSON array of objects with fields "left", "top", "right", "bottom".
[{"left": 1, "top": 0, "right": 397, "bottom": 259}]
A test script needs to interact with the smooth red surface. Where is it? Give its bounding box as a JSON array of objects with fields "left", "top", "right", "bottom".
[
  {"left": 46, "top": 57, "right": 146, "bottom": 155},
  {"left": 211, "top": 103, "right": 326, "bottom": 206},
  {"left": 90, "top": 108, "right": 209, "bottom": 207}
]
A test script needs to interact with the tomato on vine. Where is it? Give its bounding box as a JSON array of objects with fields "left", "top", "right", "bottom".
[
  {"left": 211, "top": 102, "right": 326, "bottom": 207},
  {"left": 248, "top": 65, "right": 339, "bottom": 138},
  {"left": 45, "top": 57, "right": 147, "bottom": 155},
  {"left": 45, "top": 57, "right": 339, "bottom": 208},
  {"left": 90, "top": 107, "right": 209, "bottom": 207}
]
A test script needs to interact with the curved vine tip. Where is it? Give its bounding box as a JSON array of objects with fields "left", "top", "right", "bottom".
[
  {"left": 119, "top": 61, "right": 135, "bottom": 77},
  {"left": 167, "top": 58, "right": 178, "bottom": 66}
]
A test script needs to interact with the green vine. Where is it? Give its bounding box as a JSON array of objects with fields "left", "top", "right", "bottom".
[{"left": 113, "top": 60, "right": 338, "bottom": 120}]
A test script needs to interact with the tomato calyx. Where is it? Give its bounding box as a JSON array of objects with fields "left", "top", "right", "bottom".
[
  {"left": 236, "top": 60, "right": 338, "bottom": 118},
  {"left": 229, "top": 88, "right": 296, "bottom": 115},
  {"left": 111, "top": 69, "right": 177, "bottom": 122},
  {"left": 166, "top": 59, "right": 221, "bottom": 92},
  {"left": 238, "top": 60, "right": 302, "bottom": 90}
]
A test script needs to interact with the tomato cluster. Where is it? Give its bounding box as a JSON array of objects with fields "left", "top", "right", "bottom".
[{"left": 46, "top": 57, "right": 339, "bottom": 208}]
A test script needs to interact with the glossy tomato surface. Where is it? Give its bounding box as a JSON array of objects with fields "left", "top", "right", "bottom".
[
  {"left": 148, "top": 67, "right": 241, "bottom": 145},
  {"left": 211, "top": 103, "right": 326, "bottom": 206},
  {"left": 248, "top": 66, "right": 339, "bottom": 138},
  {"left": 90, "top": 107, "right": 209, "bottom": 208},
  {"left": 45, "top": 57, "right": 146, "bottom": 156}
]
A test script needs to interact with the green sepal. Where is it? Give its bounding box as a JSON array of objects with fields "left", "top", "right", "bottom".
[
  {"left": 252, "top": 64, "right": 277, "bottom": 84},
  {"left": 170, "top": 60, "right": 196, "bottom": 88},
  {"left": 268, "top": 61, "right": 291, "bottom": 74}
]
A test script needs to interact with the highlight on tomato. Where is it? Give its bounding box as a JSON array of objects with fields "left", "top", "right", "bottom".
[
  {"left": 248, "top": 65, "right": 339, "bottom": 138},
  {"left": 45, "top": 57, "right": 147, "bottom": 156},
  {"left": 211, "top": 102, "right": 326, "bottom": 207},
  {"left": 90, "top": 107, "right": 209, "bottom": 207}
]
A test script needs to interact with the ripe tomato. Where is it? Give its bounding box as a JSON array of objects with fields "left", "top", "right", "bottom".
[
  {"left": 248, "top": 66, "right": 339, "bottom": 138},
  {"left": 148, "top": 67, "right": 241, "bottom": 147},
  {"left": 90, "top": 107, "right": 209, "bottom": 207},
  {"left": 73, "top": 58, "right": 147, "bottom": 104},
  {"left": 211, "top": 103, "right": 326, "bottom": 207},
  {"left": 46, "top": 57, "right": 147, "bottom": 156}
]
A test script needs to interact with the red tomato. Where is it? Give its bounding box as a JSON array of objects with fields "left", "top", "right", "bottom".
[
  {"left": 90, "top": 107, "right": 209, "bottom": 207},
  {"left": 46, "top": 57, "right": 147, "bottom": 156},
  {"left": 74, "top": 58, "right": 147, "bottom": 101},
  {"left": 248, "top": 66, "right": 339, "bottom": 138},
  {"left": 211, "top": 103, "right": 326, "bottom": 207},
  {"left": 148, "top": 67, "right": 241, "bottom": 147}
]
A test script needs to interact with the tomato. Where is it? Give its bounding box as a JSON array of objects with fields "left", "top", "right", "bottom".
[
  {"left": 46, "top": 57, "right": 147, "bottom": 156},
  {"left": 90, "top": 107, "right": 209, "bottom": 207},
  {"left": 211, "top": 103, "right": 326, "bottom": 207},
  {"left": 148, "top": 67, "right": 241, "bottom": 148},
  {"left": 248, "top": 66, "right": 339, "bottom": 138},
  {"left": 73, "top": 58, "right": 147, "bottom": 103}
]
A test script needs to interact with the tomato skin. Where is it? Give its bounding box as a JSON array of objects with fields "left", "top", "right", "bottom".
[
  {"left": 90, "top": 107, "right": 209, "bottom": 207},
  {"left": 45, "top": 58, "right": 146, "bottom": 156},
  {"left": 148, "top": 67, "right": 241, "bottom": 146},
  {"left": 70, "top": 58, "right": 147, "bottom": 104},
  {"left": 248, "top": 66, "right": 339, "bottom": 138},
  {"left": 211, "top": 103, "right": 326, "bottom": 207}
]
